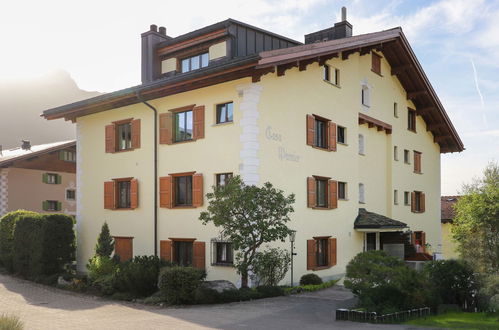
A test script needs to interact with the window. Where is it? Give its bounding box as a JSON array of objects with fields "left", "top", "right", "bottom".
[
  {"left": 361, "top": 85, "right": 370, "bottom": 107},
  {"left": 337, "top": 126, "right": 346, "bottom": 144},
  {"left": 411, "top": 191, "right": 425, "bottom": 213},
  {"left": 414, "top": 151, "right": 422, "bottom": 173},
  {"left": 175, "top": 175, "right": 193, "bottom": 206},
  {"left": 181, "top": 53, "right": 209, "bottom": 73},
  {"left": 175, "top": 110, "right": 193, "bottom": 142},
  {"left": 358, "top": 134, "right": 365, "bottom": 155},
  {"left": 216, "top": 102, "right": 233, "bottom": 124},
  {"left": 394, "top": 189, "right": 398, "bottom": 205},
  {"left": 408, "top": 109, "right": 416, "bottom": 132},
  {"left": 213, "top": 241, "right": 233, "bottom": 265},
  {"left": 338, "top": 182, "right": 347, "bottom": 200},
  {"left": 43, "top": 200, "right": 61, "bottom": 211},
  {"left": 365, "top": 232, "right": 377, "bottom": 251},
  {"left": 307, "top": 237, "right": 337, "bottom": 270},
  {"left": 359, "top": 183, "right": 365, "bottom": 204},
  {"left": 394, "top": 146, "right": 398, "bottom": 161},
  {"left": 371, "top": 52, "right": 381, "bottom": 75},
  {"left": 216, "top": 173, "right": 233, "bottom": 187},
  {"left": 394, "top": 102, "right": 398, "bottom": 118},
  {"left": 323, "top": 65, "right": 340, "bottom": 85},
  {"left": 66, "top": 189, "right": 76, "bottom": 201},
  {"left": 174, "top": 240, "right": 194, "bottom": 266},
  {"left": 412, "top": 231, "right": 426, "bottom": 253},
  {"left": 404, "top": 149, "right": 410, "bottom": 164},
  {"left": 59, "top": 150, "right": 76, "bottom": 162},
  {"left": 105, "top": 119, "right": 140, "bottom": 153},
  {"left": 306, "top": 114, "right": 337, "bottom": 151},
  {"left": 404, "top": 191, "right": 410, "bottom": 206},
  {"left": 307, "top": 176, "right": 338, "bottom": 209},
  {"left": 104, "top": 178, "right": 138, "bottom": 210},
  {"left": 43, "top": 173, "right": 60, "bottom": 184}
]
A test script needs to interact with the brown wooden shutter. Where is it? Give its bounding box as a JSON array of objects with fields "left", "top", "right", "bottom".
[
  {"left": 306, "top": 115, "right": 315, "bottom": 146},
  {"left": 159, "top": 113, "right": 173, "bottom": 145},
  {"left": 159, "top": 176, "right": 172, "bottom": 208},
  {"left": 131, "top": 119, "right": 141, "bottom": 149},
  {"left": 372, "top": 53, "right": 381, "bottom": 74},
  {"left": 328, "top": 180, "right": 338, "bottom": 209},
  {"left": 328, "top": 121, "right": 337, "bottom": 151},
  {"left": 411, "top": 192, "right": 416, "bottom": 212},
  {"left": 192, "top": 173, "right": 203, "bottom": 207},
  {"left": 114, "top": 237, "right": 133, "bottom": 262},
  {"left": 307, "top": 177, "right": 316, "bottom": 208},
  {"left": 193, "top": 105, "right": 205, "bottom": 139},
  {"left": 411, "top": 232, "right": 416, "bottom": 245},
  {"left": 160, "top": 240, "right": 172, "bottom": 261},
  {"left": 130, "top": 179, "right": 138, "bottom": 209},
  {"left": 421, "top": 192, "right": 425, "bottom": 213},
  {"left": 104, "top": 181, "right": 115, "bottom": 209},
  {"left": 105, "top": 124, "right": 116, "bottom": 153},
  {"left": 414, "top": 152, "right": 421, "bottom": 173},
  {"left": 328, "top": 238, "right": 337, "bottom": 266},
  {"left": 193, "top": 241, "right": 206, "bottom": 269},
  {"left": 307, "top": 239, "right": 317, "bottom": 270},
  {"left": 421, "top": 232, "right": 426, "bottom": 252}
]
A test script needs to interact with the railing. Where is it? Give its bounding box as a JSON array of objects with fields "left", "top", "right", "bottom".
[{"left": 335, "top": 307, "right": 431, "bottom": 323}]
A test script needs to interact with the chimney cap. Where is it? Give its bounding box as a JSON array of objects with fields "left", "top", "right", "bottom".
[
  {"left": 150, "top": 24, "right": 158, "bottom": 32},
  {"left": 158, "top": 26, "right": 166, "bottom": 35},
  {"left": 21, "top": 140, "right": 31, "bottom": 150}
]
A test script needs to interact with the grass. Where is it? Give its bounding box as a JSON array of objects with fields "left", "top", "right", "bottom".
[
  {"left": 284, "top": 279, "right": 339, "bottom": 294},
  {"left": 0, "top": 314, "right": 24, "bottom": 330},
  {"left": 405, "top": 312, "right": 499, "bottom": 329}
]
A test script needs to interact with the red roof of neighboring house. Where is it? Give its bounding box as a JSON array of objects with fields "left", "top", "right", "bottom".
[{"left": 441, "top": 195, "right": 460, "bottom": 223}]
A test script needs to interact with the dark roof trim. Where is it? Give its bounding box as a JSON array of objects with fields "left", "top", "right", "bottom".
[
  {"left": 354, "top": 208, "right": 408, "bottom": 229},
  {"left": 0, "top": 141, "right": 76, "bottom": 167}
]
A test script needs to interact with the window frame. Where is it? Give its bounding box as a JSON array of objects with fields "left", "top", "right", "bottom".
[
  {"left": 394, "top": 146, "right": 399, "bottom": 161},
  {"left": 315, "top": 117, "right": 328, "bottom": 149},
  {"left": 215, "top": 172, "right": 233, "bottom": 188},
  {"left": 394, "top": 189, "right": 398, "bottom": 205},
  {"left": 408, "top": 108, "right": 417, "bottom": 132},
  {"left": 323, "top": 64, "right": 340, "bottom": 86},
  {"left": 338, "top": 182, "right": 347, "bottom": 200},
  {"left": 404, "top": 191, "right": 410, "bottom": 206},
  {"left": 174, "top": 109, "right": 194, "bottom": 143},
  {"left": 358, "top": 134, "right": 365, "bottom": 155},
  {"left": 215, "top": 102, "right": 234, "bottom": 125},
  {"left": 116, "top": 121, "right": 132, "bottom": 151},
  {"left": 59, "top": 150, "right": 76, "bottom": 162},
  {"left": 337, "top": 126, "right": 346, "bottom": 144},
  {"left": 361, "top": 85, "right": 371, "bottom": 107},
  {"left": 180, "top": 52, "right": 209, "bottom": 73},
  {"left": 45, "top": 200, "right": 60, "bottom": 211},
  {"left": 315, "top": 177, "right": 329, "bottom": 208},
  {"left": 359, "top": 183, "right": 365, "bottom": 204},
  {"left": 46, "top": 173, "right": 58, "bottom": 184},
  {"left": 174, "top": 175, "right": 193, "bottom": 207},
  {"left": 212, "top": 241, "right": 234, "bottom": 266},
  {"left": 66, "top": 189, "right": 76, "bottom": 201},
  {"left": 173, "top": 240, "right": 194, "bottom": 266},
  {"left": 404, "top": 149, "right": 410, "bottom": 164},
  {"left": 316, "top": 238, "right": 329, "bottom": 267},
  {"left": 394, "top": 102, "right": 398, "bottom": 118},
  {"left": 116, "top": 179, "right": 132, "bottom": 209},
  {"left": 414, "top": 191, "right": 423, "bottom": 212}
]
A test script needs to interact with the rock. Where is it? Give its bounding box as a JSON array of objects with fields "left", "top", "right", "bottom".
[
  {"left": 57, "top": 276, "right": 72, "bottom": 287},
  {"left": 201, "top": 280, "right": 237, "bottom": 293}
]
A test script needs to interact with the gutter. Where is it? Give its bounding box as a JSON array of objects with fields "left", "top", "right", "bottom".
[{"left": 136, "top": 92, "right": 159, "bottom": 256}]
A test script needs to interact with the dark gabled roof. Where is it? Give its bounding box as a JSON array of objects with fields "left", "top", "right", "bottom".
[
  {"left": 0, "top": 140, "right": 75, "bottom": 168},
  {"left": 354, "top": 208, "right": 408, "bottom": 229},
  {"left": 441, "top": 195, "right": 460, "bottom": 223}
]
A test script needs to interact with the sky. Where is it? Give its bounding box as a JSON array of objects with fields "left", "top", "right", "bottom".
[{"left": 0, "top": 0, "right": 497, "bottom": 195}]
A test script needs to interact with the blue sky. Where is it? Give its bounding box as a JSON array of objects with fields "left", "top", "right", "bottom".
[{"left": 0, "top": 0, "right": 497, "bottom": 194}]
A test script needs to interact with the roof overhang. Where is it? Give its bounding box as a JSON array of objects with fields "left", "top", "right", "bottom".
[
  {"left": 354, "top": 208, "right": 408, "bottom": 231},
  {"left": 0, "top": 141, "right": 76, "bottom": 168}
]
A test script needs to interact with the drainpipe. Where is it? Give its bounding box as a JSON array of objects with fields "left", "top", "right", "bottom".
[{"left": 136, "top": 92, "right": 158, "bottom": 256}]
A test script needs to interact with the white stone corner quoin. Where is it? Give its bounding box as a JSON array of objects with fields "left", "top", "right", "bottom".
[{"left": 237, "top": 83, "right": 263, "bottom": 186}]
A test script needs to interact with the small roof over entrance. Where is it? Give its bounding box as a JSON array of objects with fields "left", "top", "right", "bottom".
[{"left": 354, "top": 208, "right": 407, "bottom": 232}]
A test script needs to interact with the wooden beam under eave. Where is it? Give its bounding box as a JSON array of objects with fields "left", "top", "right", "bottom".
[
  {"left": 277, "top": 62, "right": 298, "bottom": 77},
  {"left": 376, "top": 125, "right": 383, "bottom": 131},
  {"left": 416, "top": 106, "right": 436, "bottom": 115},
  {"left": 342, "top": 49, "right": 357, "bottom": 60},
  {"left": 318, "top": 53, "right": 339, "bottom": 66},
  {"left": 359, "top": 118, "right": 366, "bottom": 125},
  {"left": 391, "top": 64, "right": 413, "bottom": 75},
  {"left": 299, "top": 58, "right": 317, "bottom": 71},
  {"left": 359, "top": 47, "right": 371, "bottom": 56},
  {"left": 426, "top": 122, "right": 446, "bottom": 131},
  {"left": 407, "top": 90, "right": 428, "bottom": 100},
  {"left": 433, "top": 135, "right": 450, "bottom": 143},
  {"left": 252, "top": 67, "right": 275, "bottom": 82},
  {"left": 368, "top": 122, "right": 374, "bottom": 128}
]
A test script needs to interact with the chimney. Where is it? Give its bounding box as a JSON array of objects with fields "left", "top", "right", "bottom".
[
  {"left": 21, "top": 140, "right": 31, "bottom": 150},
  {"left": 141, "top": 24, "right": 171, "bottom": 84},
  {"left": 304, "top": 6, "right": 353, "bottom": 44}
]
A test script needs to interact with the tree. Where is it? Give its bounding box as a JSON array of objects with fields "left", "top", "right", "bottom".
[
  {"left": 199, "top": 176, "right": 295, "bottom": 287},
  {"left": 250, "top": 247, "right": 291, "bottom": 286},
  {"left": 452, "top": 162, "right": 499, "bottom": 274},
  {"left": 95, "top": 222, "right": 114, "bottom": 258}
]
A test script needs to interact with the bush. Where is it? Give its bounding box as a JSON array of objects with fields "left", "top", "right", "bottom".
[
  {"left": 477, "top": 274, "right": 499, "bottom": 312},
  {"left": 0, "top": 210, "right": 38, "bottom": 272},
  {"left": 255, "top": 285, "right": 285, "bottom": 297},
  {"left": 300, "top": 273, "right": 323, "bottom": 286},
  {"left": 0, "top": 313, "right": 23, "bottom": 330},
  {"left": 87, "top": 256, "right": 117, "bottom": 283},
  {"left": 12, "top": 213, "right": 43, "bottom": 277},
  {"left": 114, "top": 256, "right": 172, "bottom": 297},
  {"left": 424, "top": 260, "right": 478, "bottom": 310},
  {"left": 92, "top": 274, "right": 116, "bottom": 296},
  {"left": 95, "top": 222, "right": 114, "bottom": 258},
  {"left": 250, "top": 247, "right": 290, "bottom": 286},
  {"left": 344, "top": 251, "right": 431, "bottom": 314},
  {"left": 158, "top": 266, "right": 206, "bottom": 304}
]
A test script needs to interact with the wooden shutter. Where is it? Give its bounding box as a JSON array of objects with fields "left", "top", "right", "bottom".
[
  {"left": 42, "top": 173, "right": 48, "bottom": 183},
  {"left": 159, "top": 113, "right": 173, "bottom": 145},
  {"left": 193, "top": 105, "right": 205, "bottom": 139},
  {"left": 372, "top": 53, "right": 381, "bottom": 74},
  {"left": 307, "top": 177, "right": 316, "bottom": 208},
  {"left": 193, "top": 241, "right": 206, "bottom": 269},
  {"left": 104, "top": 181, "right": 116, "bottom": 209},
  {"left": 328, "top": 180, "right": 338, "bottom": 209},
  {"left": 114, "top": 237, "right": 133, "bottom": 262},
  {"left": 130, "top": 179, "right": 138, "bottom": 209},
  {"left": 421, "top": 232, "right": 426, "bottom": 252},
  {"left": 159, "top": 176, "right": 172, "bottom": 208},
  {"left": 411, "top": 192, "right": 416, "bottom": 213},
  {"left": 192, "top": 173, "right": 203, "bottom": 207},
  {"left": 411, "top": 232, "right": 416, "bottom": 245},
  {"left": 56, "top": 174, "right": 62, "bottom": 184},
  {"left": 57, "top": 201, "right": 62, "bottom": 211},
  {"left": 328, "top": 121, "right": 337, "bottom": 151},
  {"left": 307, "top": 239, "right": 317, "bottom": 270},
  {"left": 105, "top": 124, "right": 116, "bottom": 153},
  {"left": 306, "top": 115, "right": 315, "bottom": 146},
  {"left": 414, "top": 152, "right": 421, "bottom": 173},
  {"left": 328, "top": 238, "right": 337, "bottom": 266},
  {"left": 160, "top": 240, "right": 172, "bottom": 261},
  {"left": 131, "top": 119, "right": 141, "bottom": 149},
  {"left": 42, "top": 201, "right": 48, "bottom": 211},
  {"left": 421, "top": 192, "right": 425, "bottom": 213}
]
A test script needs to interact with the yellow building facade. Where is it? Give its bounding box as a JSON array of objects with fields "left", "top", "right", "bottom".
[{"left": 43, "top": 17, "right": 463, "bottom": 285}]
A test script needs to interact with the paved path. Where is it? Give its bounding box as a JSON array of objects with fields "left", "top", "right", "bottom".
[{"left": 0, "top": 274, "right": 420, "bottom": 330}]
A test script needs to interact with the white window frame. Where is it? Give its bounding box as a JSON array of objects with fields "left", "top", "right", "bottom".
[
  {"left": 359, "top": 183, "right": 365, "bottom": 204},
  {"left": 358, "top": 134, "right": 365, "bottom": 155}
]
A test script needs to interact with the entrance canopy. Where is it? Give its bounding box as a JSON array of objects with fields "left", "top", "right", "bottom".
[{"left": 354, "top": 208, "right": 408, "bottom": 232}]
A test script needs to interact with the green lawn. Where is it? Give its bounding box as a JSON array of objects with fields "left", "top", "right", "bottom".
[{"left": 405, "top": 312, "right": 499, "bottom": 329}]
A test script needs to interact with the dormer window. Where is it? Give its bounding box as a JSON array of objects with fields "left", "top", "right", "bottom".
[{"left": 181, "top": 53, "right": 209, "bottom": 73}]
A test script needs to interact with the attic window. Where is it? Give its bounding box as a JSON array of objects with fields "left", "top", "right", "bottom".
[
  {"left": 181, "top": 53, "right": 209, "bottom": 73},
  {"left": 371, "top": 52, "right": 381, "bottom": 75}
]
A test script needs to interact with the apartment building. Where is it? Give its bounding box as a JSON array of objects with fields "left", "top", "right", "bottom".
[{"left": 43, "top": 11, "right": 463, "bottom": 284}]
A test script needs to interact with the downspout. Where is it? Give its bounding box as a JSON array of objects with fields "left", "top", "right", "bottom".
[{"left": 136, "top": 92, "right": 158, "bottom": 256}]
